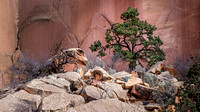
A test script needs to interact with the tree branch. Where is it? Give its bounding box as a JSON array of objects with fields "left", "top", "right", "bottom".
[{"left": 123, "top": 36, "right": 131, "bottom": 51}]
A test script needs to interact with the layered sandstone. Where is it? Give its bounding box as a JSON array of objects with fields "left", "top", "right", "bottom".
[
  {"left": 17, "top": 0, "right": 200, "bottom": 64},
  {"left": 0, "top": 0, "right": 18, "bottom": 70},
  {"left": 0, "top": 0, "right": 18, "bottom": 89},
  {"left": 0, "top": 0, "right": 200, "bottom": 89}
]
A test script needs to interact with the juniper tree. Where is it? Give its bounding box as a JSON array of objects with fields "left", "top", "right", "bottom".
[{"left": 90, "top": 7, "right": 165, "bottom": 69}]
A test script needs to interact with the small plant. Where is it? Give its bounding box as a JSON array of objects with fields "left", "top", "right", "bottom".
[
  {"left": 173, "top": 54, "right": 200, "bottom": 80},
  {"left": 90, "top": 7, "right": 165, "bottom": 70},
  {"left": 108, "top": 68, "right": 117, "bottom": 75},
  {"left": 174, "top": 62, "right": 200, "bottom": 112},
  {"left": 153, "top": 81, "right": 176, "bottom": 111},
  {"left": 9, "top": 52, "right": 53, "bottom": 82},
  {"left": 143, "top": 72, "right": 158, "bottom": 87},
  {"left": 86, "top": 57, "right": 105, "bottom": 69}
]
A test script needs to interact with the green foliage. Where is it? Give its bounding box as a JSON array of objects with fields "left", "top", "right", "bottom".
[
  {"left": 153, "top": 81, "right": 176, "bottom": 111},
  {"left": 174, "top": 62, "right": 200, "bottom": 112},
  {"left": 89, "top": 7, "right": 165, "bottom": 69}
]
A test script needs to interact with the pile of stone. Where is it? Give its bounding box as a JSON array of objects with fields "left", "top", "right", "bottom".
[{"left": 0, "top": 48, "right": 183, "bottom": 112}]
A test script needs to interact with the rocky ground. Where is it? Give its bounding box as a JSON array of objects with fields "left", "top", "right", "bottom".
[{"left": 0, "top": 48, "right": 183, "bottom": 112}]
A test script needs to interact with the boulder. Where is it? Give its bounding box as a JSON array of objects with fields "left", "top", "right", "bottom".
[
  {"left": 131, "top": 71, "right": 139, "bottom": 78},
  {"left": 67, "top": 99, "right": 147, "bottom": 112},
  {"left": 80, "top": 86, "right": 108, "bottom": 102},
  {"left": 24, "top": 79, "right": 67, "bottom": 97},
  {"left": 115, "top": 80, "right": 125, "bottom": 84},
  {"left": 91, "top": 79, "right": 102, "bottom": 86},
  {"left": 42, "top": 92, "right": 85, "bottom": 112},
  {"left": 56, "top": 72, "right": 84, "bottom": 91},
  {"left": 0, "top": 83, "right": 25, "bottom": 99},
  {"left": 157, "top": 71, "right": 178, "bottom": 83},
  {"left": 123, "top": 77, "right": 143, "bottom": 89},
  {"left": 83, "top": 69, "right": 92, "bottom": 79},
  {"left": 48, "top": 48, "right": 88, "bottom": 74},
  {"left": 97, "top": 82, "right": 128, "bottom": 102},
  {"left": 131, "top": 84, "right": 157, "bottom": 100},
  {"left": 148, "top": 62, "right": 164, "bottom": 74},
  {"left": 112, "top": 71, "right": 132, "bottom": 80},
  {"left": 145, "top": 103, "right": 162, "bottom": 111},
  {"left": 0, "top": 90, "right": 41, "bottom": 112},
  {"left": 129, "top": 96, "right": 137, "bottom": 102},
  {"left": 90, "top": 66, "right": 114, "bottom": 81},
  {"left": 40, "top": 77, "right": 71, "bottom": 92}
]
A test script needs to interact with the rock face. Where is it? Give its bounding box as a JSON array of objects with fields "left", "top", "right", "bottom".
[
  {"left": 49, "top": 48, "right": 88, "bottom": 73},
  {"left": 67, "top": 99, "right": 147, "bottom": 112},
  {"left": 1, "top": 0, "right": 200, "bottom": 89},
  {"left": 42, "top": 93, "right": 85, "bottom": 112},
  {"left": 148, "top": 62, "right": 164, "bottom": 74},
  {"left": 0, "top": 0, "right": 18, "bottom": 70},
  {"left": 90, "top": 66, "right": 114, "bottom": 81},
  {"left": 0, "top": 90, "right": 41, "bottom": 112},
  {"left": 0, "top": 0, "right": 18, "bottom": 89},
  {"left": 80, "top": 86, "right": 108, "bottom": 102},
  {"left": 0, "top": 63, "right": 183, "bottom": 112},
  {"left": 131, "top": 84, "right": 157, "bottom": 100},
  {"left": 56, "top": 72, "right": 84, "bottom": 91},
  {"left": 24, "top": 78, "right": 69, "bottom": 97},
  {"left": 97, "top": 82, "right": 128, "bottom": 102},
  {"left": 16, "top": 0, "right": 200, "bottom": 65}
]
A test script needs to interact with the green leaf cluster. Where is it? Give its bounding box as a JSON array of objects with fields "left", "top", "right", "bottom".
[
  {"left": 89, "top": 7, "right": 165, "bottom": 69},
  {"left": 174, "top": 62, "right": 200, "bottom": 112}
]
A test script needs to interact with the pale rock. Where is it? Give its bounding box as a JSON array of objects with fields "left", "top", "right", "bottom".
[
  {"left": 80, "top": 85, "right": 108, "bottom": 102},
  {"left": 131, "top": 71, "right": 139, "bottom": 78},
  {"left": 46, "top": 75, "right": 57, "bottom": 80},
  {"left": 24, "top": 79, "right": 66, "bottom": 97},
  {"left": 131, "top": 84, "right": 157, "bottom": 100},
  {"left": 67, "top": 99, "right": 147, "bottom": 112},
  {"left": 123, "top": 77, "right": 143, "bottom": 89},
  {"left": 112, "top": 71, "right": 132, "bottom": 80},
  {"left": 0, "top": 90, "right": 41, "bottom": 112},
  {"left": 143, "top": 83, "right": 150, "bottom": 87},
  {"left": 56, "top": 72, "right": 84, "bottom": 90},
  {"left": 115, "top": 80, "right": 125, "bottom": 84},
  {"left": 145, "top": 103, "right": 162, "bottom": 111},
  {"left": 40, "top": 77, "right": 71, "bottom": 92},
  {"left": 83, "top": 69, "right": 92, "bottom": 79},
  {"left": 90, "top": 66, "right": 114, "bottom": 81},
  {"left": 158, "top": 71, "right": 178, "bottom": 83},
  {"left": 42, "top": 92, "right": 85, "bottom": 112},
  {"left": 97, "top": 82, "right": 128, "bottom": 102},
  {"left": 148, "top": 62, "right": 164, "bottom": 74}
]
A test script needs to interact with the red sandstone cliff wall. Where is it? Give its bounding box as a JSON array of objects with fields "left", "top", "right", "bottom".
[
  {"left": 17, "top": 0, "right": 200, "bottom": 64},
  {"left": 0, "top": 0, "right": 18, "bottom": 88},
  {"left": 0, "top": 0, "right": 200, "bottom": 89},
  {"left": 18, "top": 0, "right": 78, "bottom": 58},
  {"left": 137, "top": 0, "right": 200, "bottom": 64},
  {"left": 0, "top": 0, "right": 18, "bottom": 70}
]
